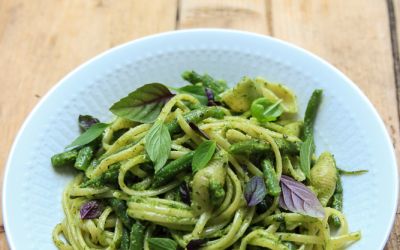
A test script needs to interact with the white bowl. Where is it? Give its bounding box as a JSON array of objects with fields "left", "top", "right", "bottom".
[{"left": 3, "top": 29, "right": 398, "bottom": 250}]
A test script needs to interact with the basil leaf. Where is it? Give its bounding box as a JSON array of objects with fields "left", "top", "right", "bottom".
[
  {"left": 192, "top": 140, "right": 216, "bottom": 172},
  {"left": 205, "top": 88, "right": 220, "bottom": 106},
  {"left": 78, "top": 115, "right": 100, "bottom": 131},
  {"left": 251, "top": 97, "right": 283, "bottom": 122},
  {"left": 244, "top": 176, "right": 267, "bottom": 207},
  {"left": 80, "top": 200, "right": 103, "bottom": 219},
  {"left": 147, "top": 238, "right": 177, "bottom": 250},
  {"left": 179, "top": 182, "right": 191, "bottom": 205},
  {"left": 176, "top": 85, "right": 208, "bottom": 105},
  {"left": 66, "top": 123, "right": 108, "bottom": 149},
  {"left": 110, "top": 83, "right": 174, "bottom": 123},
  {"left": 145, "top": 120, "right": 171, "bottom": 172},
  {"left": 189, "top": 122, "right": 210, "bottom": 140},
  {"left": 187, "top": 239, "right": 207, "bottom": 250},
  {"left": 279, "top": 175, "right": 325, "bottom": 218},
  {"left": 300, "top": 135, "right": 315, "bottom": 179}
]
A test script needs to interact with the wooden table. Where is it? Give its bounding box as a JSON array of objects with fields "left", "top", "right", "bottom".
[{"left": 0, "top": 0, "right": 399, "bottom": 249}]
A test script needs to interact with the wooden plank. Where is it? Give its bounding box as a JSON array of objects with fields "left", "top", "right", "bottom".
[
  {"left": 178, "top": 0, "right": 269, "bottom": 34},
  {"left": 386, "top": 0, "right": 400, "bottom": 248},
  {"left": 0, "top": 0, "right": 177, "bottom": 232},
  {"left": 0, "top": 231, "right": 8, "bottom": 250},
  {"left": 178, "top": 0, "right": 399, "bottom": 248}
]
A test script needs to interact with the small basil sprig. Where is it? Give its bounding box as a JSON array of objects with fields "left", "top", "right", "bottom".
[
  {"left": 251, "top": 97, "right": 283, "bottom": 122},
  {"left": 192, "top": 140, "right": 216, "bottom": 173},
  {"left": 279, "top": 175, "right": 325, "bottom": 218},
  {"left": 145, "top": 120, "right": 171, "bottom": 172},
  {"left": 78, "top": 115, "right": 100, "bottom": 131},
  {"left": 110, "top": 83, "right": 174, "bottom": 123},
  {"left": 147, "top": 238, "right": 177, "bottom": 250},
  {"left": 66, "top": 123, "right": 108, "bottom": 149},
  {"left": 299, "top": 135, "right": 315, "bottom": 179},
  {"left": 244, "top": 176, "right": 267, "bottom": 207},
  {"left": 80, "top": 200, "right": 104, "bottom": 219}
]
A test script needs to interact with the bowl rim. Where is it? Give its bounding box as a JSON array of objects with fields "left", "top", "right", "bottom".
[{"left": 3, "top": 28, "right": 398, "bottom": 249}]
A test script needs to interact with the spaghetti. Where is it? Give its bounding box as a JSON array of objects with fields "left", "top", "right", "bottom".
[{"left": 52, "top": 71, "right": 361, "bottom": 250}]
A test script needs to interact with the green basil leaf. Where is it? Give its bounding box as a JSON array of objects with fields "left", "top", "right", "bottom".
[
  {"left": 176, "top": 85, "right": 208, "bottom": 105},
  {"left": 147, "top": 237, "right": 177, "bottom": 250},
  {"left": 66, "top": 123, "right": 108, "bottom": 149},
  {"left": 145, "top": 120, "right": 171, "bottom": 172},
  {"left": 251, "top": 97, "right": 283, "bottom": 122},
  {"left": 300, "top": 135, "right": 315, "bottom": 179},
  {"left": 192, "top": 140, "right": 216, "bottom": 172},
  {"left": 110, "top": 83, "right": 174, "bottom": 123}
]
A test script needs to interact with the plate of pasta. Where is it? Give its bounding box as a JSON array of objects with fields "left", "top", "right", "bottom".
[{"left": 3, "top": 29, "right": 398, "bottom": 250}]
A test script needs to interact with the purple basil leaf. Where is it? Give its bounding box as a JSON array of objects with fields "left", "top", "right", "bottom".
[
  {"left": 205, "top": 88, "right": 222, "bottom": 106},
  {"left": 79, "top": 115, "right": 100, "bottom": 131},
  {"left": 80, "top": 200, "right": 104, "bottom": 219},
  {"left": 189, "top": 122, "right": 210, "bottom": 140},
  {"left": 179, "top": 182, "right": 191, "bottom": 205},
  {"left": 279, "top": 175, "right": 325, "bottom": 218},
  {"left": 205, "top": 88, "right": 217, "bottom": 106},
  {"left": 244, "top": 176, "right": 267, "bottom": 207},
  {"left": 187, "top": 239, "right": 207, "bottom": 250}
]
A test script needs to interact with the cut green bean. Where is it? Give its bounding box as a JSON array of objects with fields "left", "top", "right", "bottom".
[
  {"left": 108, "top": 198, "right": 133, "bottom": 229},
  {"left": 303, "top": 89, "right": 323, "bottom": 140},
  {"left": 182, "top": 70, "right": 228, "bottom": 95},
  {"left": 229, "top": 139, "right": 301, "bottom": 156},
  {"left": 129, "top": 221, "right": 146, "bottom": 250},
  {"left": 74, "top": 146, "right": 94, "bottom": 171},
  {"left": 152, "top": 151, "right": 195, "bottom": 188},
  {"left": 262, "top": 160, "right": 281, "bottom": 197},
  {"left": 51, "top": 150, "right": 78, "bottom": 168},
  {"left": 120, "top": 227, "right": 130, "bottom": 250},
  {"left": 81, "top": 163, "right": 120, "bottom": 188},
  {"left": 167, "top": 106, "right": 225, "bottom": 134}
]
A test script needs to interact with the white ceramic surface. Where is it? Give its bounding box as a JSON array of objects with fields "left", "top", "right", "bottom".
[{"left": 3, "top": 29, "right": 398, "bottom": 250}]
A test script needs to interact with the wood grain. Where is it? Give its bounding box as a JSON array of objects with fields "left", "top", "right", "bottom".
[
  {"left": 179, "top": 0, "right": 269, "bottom": 33},
  {"left": 0, "top": 0, "right": 177, "bottom": 248},
  {"left": 178, "top": 0, "right": 400, "bottom": 249},
  {"left": 388, "top": 0, "right": 400, "bottom": 248}
]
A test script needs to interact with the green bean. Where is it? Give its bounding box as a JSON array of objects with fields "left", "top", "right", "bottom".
[
  {"left": 152, "top": 151, "right": 195, "bottom": 188},
  {"left": 303, "top": 89, "right": 323, "bottom": 139},
  {"left": 51, "top": 149, "right": 78, "bottom": 168},
  {"left": 74, "top": 146, "right": 94, "bottom": 171},
  {"left": 181, "top": 70, "right": 228, "bottom": 94},
  {"left": 330, "top": 173, "right": 343, "bottom": 227},
  {"left": 108, "top": 198, "right": 133, "bottom": 229},
  {"left": 229, "top": 139, "right": 300, "bottom": 156},
  {"left": 120, "top": 227, "right": 130, "bottom": 250},
  {"left": 80, "top": 163, "right": 120, "bottom": 188},
  {"left": 129, "top": 221, "right": 146, "bottom": 250},
  {"left": 262, "top": 160, "right": 281, "bottom": 197},
  {"left": 167, "top": 106, "right": 225, "bottom": 134}
]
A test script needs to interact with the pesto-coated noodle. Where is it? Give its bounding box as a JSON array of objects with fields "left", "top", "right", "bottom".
[{"left": 52, "top": 71, "right": 361, "bottom": 249}]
